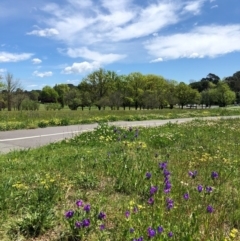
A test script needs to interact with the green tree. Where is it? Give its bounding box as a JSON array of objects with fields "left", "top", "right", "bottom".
[
  {"left": 40, "top": 86, "right": 59, "bottom": 103},
  {"left": 225, "top": 71, "right": 240, "bottom": 103},
  {"left": 82, "top": 68, "right": 112, "bottom": 110},
  {"left": 141, "top": 74, "right": 167, "bottom": 109},
  {"left": 190, "top": 73, "right": 220, "bottom": 92},
  {"left": 64, "top": 88, "right": 81, "bottom": 110},
  {"left": 29, "top": 90, "right": 40, "bottom": 101},
  {"left": 165, "top": 80, "right": 178, "bottom": 109},
  {"left": 127, "top": 72, "right": 145, "bottom": 109},
  {"left": 175, "top": 82, "right": 200, "bottom": 108},
  {"left": 0, "top": 75, "right": 4, "bottom": 89},
  {"left": 107, "top": 72, "right": 125, "bottom": 110},
  {"left": 54, "top": 84, "right": 70, "bottom": 108},
  {"left": 12, "top": 88, "right": 27, "bottom": 110},
  {"left": 4, "top": 73, "right": 22, "bottom": 111},
  {"left": 215, "top": 82, "right": 236, "bottom": 107},
  {"left": 200, "top": 82, "right": 217, "bottom": 108}
]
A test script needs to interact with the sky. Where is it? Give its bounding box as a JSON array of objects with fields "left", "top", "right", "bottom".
[{"left": 0, "top": 0, "right": 240, "bottom": 91}]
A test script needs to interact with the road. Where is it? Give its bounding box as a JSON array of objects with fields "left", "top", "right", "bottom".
[{"left": 1, "top": 116, "right": 240, "bottom": 154}]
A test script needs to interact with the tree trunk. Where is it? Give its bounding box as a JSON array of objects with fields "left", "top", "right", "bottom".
[{"left": 7, "top": 93, "right": 11, "bottom": 111}]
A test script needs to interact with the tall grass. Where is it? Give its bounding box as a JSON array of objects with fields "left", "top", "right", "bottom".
[
  {"left": 0, "top": 119, "right": 240, "bottom": 240},
  {"left": 0, "top": 107, "right": 240, "bottom": 130}
]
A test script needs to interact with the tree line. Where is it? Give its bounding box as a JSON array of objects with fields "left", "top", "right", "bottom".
[{"left": 0, "top": 69, "right": 239, "bottom": 111}]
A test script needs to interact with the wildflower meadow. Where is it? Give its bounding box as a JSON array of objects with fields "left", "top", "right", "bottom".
[{"left": 0, "top": 117, "right": 240, "bottom": 240}]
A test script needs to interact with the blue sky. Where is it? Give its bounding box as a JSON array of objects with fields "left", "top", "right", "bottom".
[{"left": 0, "top": 0, "right": 240, "bottom": 90}]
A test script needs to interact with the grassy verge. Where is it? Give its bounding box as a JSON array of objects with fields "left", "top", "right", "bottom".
[
  {"left": 1, "top": 107, "right": 240, "bottom": 131},
  {"left": 0, "top": 118, "right": 240, "bottom": 240}
]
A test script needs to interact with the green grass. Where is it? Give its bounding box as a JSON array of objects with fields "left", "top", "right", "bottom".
[
  {"left": 0, "top": 119, "right": 240, "bottom": 240},
  {"left": 1, "top": 106, "right": 240, "bottom": 130}
]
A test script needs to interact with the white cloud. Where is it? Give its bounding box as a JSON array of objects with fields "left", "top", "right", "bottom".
[
  {"left": 37, "top": 0, "right": 193, "bottom": 45},
  {"left": 63, "top": 61, "right": 100, "bottom": 74},
  {"left": 109, "top": 2, "right": 180, "bottom": 41},
  {"left": 32, "top": 58, "right": 42, "bottom": 64},
  {"left": 182, "top": 0, "right": 206, "bottom": 15},
  {"left": 28, "top": 0, "right": 212, "bottom": 65},
  {"left": 66, "top": 79, "right": 79, "bottom": 84},
  {"left": 67, "top": 0, "right": 93, "bottom": 8},
  {"left": 0, "top": 51, "right": 33, "bottom": 62},
  {"left": 145, "top": 24, "right": 240, "bottom": 60},
  {"left": 27, "top": 28, "right": 59, "bottom": 37},
  {"left": 0, "top": 68, "right": 6, "bottom": 73},
  {"left": 62, "top": 47, "right": 126, "bottom": 64},
  {"left": 150, "top": 57, "right": 163, "bottom": 63},
  {"left": 33, "top": 71, "right": 53, "bottom": 77},
  {"left": 211, "top": 5, "right": 218, "bottom": 9},
  {"left": 209, "top": 0, "right": 216, "bottom": 2}
]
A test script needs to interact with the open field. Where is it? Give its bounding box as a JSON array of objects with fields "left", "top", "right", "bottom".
[
  {"left": 1, "top": 106, "right": 240, "bottom": 131},
  {"left": 0, "top": 118, "right": 240, "bottom": 240}
]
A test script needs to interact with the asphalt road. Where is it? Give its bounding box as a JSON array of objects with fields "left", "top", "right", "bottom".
[{"left": 1, "top": 116, "right": 240, "bottom": 154}]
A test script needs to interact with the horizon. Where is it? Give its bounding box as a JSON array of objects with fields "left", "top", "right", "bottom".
[{"left": 0, "top": 0, "right": 240, "bottom": 91}]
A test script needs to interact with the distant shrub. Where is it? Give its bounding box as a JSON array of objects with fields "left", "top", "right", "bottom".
[
  {"left": 21, "top": 99, "right": 40, "bottom": 111},
  {"left": 45, "top": 103, "right": 62, "bottom": 111}
]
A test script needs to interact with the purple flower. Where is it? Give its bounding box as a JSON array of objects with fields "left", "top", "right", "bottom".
[
  {"left": 166, "top": 198, "right": 174, "bottom": 210},
  {"left": 157, "top": 226, "right": 164, "bottom": 233},
  {"left": 164, "top": 188, "right": 171, "bottom": 194},
  {"left": 163, "top": 169, "right": 170, "bottom": 177},
  {"left": 183, "top": 193, "right": 189, "bottom": 200},
  {"left": 168, "top": 231, "right": 174, "bottom": 237},
  {"left": 98, "top": 212, "right": 106, "bottom": 220},
  {"left": 206, "top": 186, "right": 213, "bottom": 193},
  {"left": 65, "top": 210, "right": 74, "bottom": 218},
  {"left": 207, "top": 205, "right": 214, "bottom": 213},
  {"left": 130, "top": 228, "right": 135, "bottom": 233},
  {"left": 148, "top": 197, "right": 154, "bottom": 205},
  {"left": 150, "top": 186, "right": 158, "bottom": 195},
  {"left": 99, "top": 224, "right": 105, "bottom": 230},
  {"left": 159, "top": 162, "right": 167, "bottom": 170},
  {"left": 189, "top": 170, "right": 197, "bottom": 178},
  {"left": 84, "top": 204, "right": 91, "bottom": 212},
  {"left": 146, "top": 172, "right": 152, "bottom": 179},
  {"left": 75, "top": 221, "right": 82, "bottom": 228},
  {"left": 133, "top": 206, "right": 138, "bottom": 213},
  {"left": 147, "top": 227, "right": 156, "bottom": 238},
  {"left": 125, "top": 210, "right": 130, "bottom": 218},
  {"left": 211, "top": 171, "right": 219, "bottom": 179},
  {"left": 164, "top": 176, "right": 170, "bottom": 183},
  {"left": 133, "top": 237, "right": 143, "bottom": 241},
  {"left": 82, "top": 218, "right": 90, "bottom": 227},
  {"left": 197, "top": 185, "right": 203, "bottom": 192},
  {"left": 76, "top": 199, "right": 83, "bottom": 207},
  {"left": 165, "top": 181, "right": 172, "bottom": 190}
]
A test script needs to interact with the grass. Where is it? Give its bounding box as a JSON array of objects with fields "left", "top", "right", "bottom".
[
  {"left": 0, "top": 118, "right": 240, "bottom": 240},
  {"left": 1, "top": 106, "right": 240, "bottom": 131}
]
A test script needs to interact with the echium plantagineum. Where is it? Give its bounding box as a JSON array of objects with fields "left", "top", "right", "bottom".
[
  {"left": 145, "top": 172, "right": 152, "bottom": 179},
  {"left": 150, "top": 186, "right": 158, "bottom": 195},
  {"left": 188, "top": 170, "right": 197, "bottom": 178},
  {"left": 211, "top": 171, "right": 219, "bottom": 179},
  {"left": 159, "top": 161, "right": 168, "bottom": 170},
  {"left": 166, "top": 198, "right": 174, "bottom": 210},
  {"left": 65, "top": 210, "right": 74, "bottom": 218}
]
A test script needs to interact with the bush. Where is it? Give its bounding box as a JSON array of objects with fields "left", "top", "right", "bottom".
[
  {"left": 21, "top": 99, "right": 40, "bottom": 111},
  {"left": 45, "top": 103, "right": 62, "bottom": 111}
]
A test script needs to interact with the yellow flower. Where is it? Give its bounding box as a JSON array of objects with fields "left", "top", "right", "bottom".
[
  {"left": 231, "top": 228, "right": 238, "bottom": 234},
  {"left": 230, "top": 233, "right": 236, "bottom": 238},
  {"left": 129, "top": 200, "right": 135, "bottom": 207}
]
